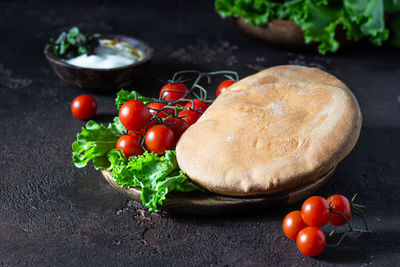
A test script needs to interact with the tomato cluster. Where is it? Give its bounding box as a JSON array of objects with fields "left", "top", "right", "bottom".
[
  {"left": 282, "top": 194, "right": 352, "bottom": 257},
  {"left": 117, "top": 83, "right": 190, "bottom": 157},
  {"left": 116, "top": 79, "right": 235, "bottom": 158}
]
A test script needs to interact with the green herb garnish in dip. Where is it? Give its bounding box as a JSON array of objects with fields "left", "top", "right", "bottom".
[{"left": 46, "top": 27, "right": 99, "bottom": 59}]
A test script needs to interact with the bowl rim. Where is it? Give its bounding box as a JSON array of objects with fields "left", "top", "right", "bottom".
[{"left": 43, "top": 33, "right": 154, "bottom": 72}]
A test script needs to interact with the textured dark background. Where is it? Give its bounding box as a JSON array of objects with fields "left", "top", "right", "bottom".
[{"left": 1, "top": 1, "right": 400, "bottom": 266}]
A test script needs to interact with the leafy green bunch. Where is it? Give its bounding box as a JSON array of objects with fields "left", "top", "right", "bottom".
[
  {"left": 46, "top": 27, "right": 99, "bottom": 59},
  {"left": 72, "top": 90, "right": 203, "bottom": 212},
  {"left": 215, "top": 0, "right": 400, "bottom": 54}
]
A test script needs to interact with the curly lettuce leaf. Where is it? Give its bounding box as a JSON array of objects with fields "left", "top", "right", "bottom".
[
  {"left": 344, "top": 0, "right": 389, "bottom": 46},
  {"left": 115, "top": 89, "right": 152, "bottom": 110},
  {"left": 72, "top": 117, "right": 124, "bottom": 170},
  {"left": 108, "top": 149, "right": 203, "bottom": 212},
  {"left": 215, "top": 0, "right": 279, "bottom": 25},
  {"left": 297, "top": 2, "right": 344, "bottom": 54}
]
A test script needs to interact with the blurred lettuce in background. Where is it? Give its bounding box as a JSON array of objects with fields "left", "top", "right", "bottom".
[{"left": 215, "top": 0, "right": 400, "bottom": 54}]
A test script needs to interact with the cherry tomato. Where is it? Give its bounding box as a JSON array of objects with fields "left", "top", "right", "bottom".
[
  {"left": 184, "top": 99, "right": 210, "bottom": 113},
  {"left": 216, "top": 80, "right": 235, "bottom": 97},
  {"left": 327, "top": 195, "right": 352, "bottom": 226},
  {"left": 159, "top": 83, "right": 189, "bottom": 106},
  {"left": 119, "top": 100, "right": 152, "bottom": 131},
  {"left": 163, "top": 117, "right": 188, "bottom": 141},
  {"left": 178, "top": 109, "right": 201, "bottom": 126},
  {"left": 71, "top": 95, "right": 97, "bottom": 120},
  {"left": 301, "top": 196, "right": 330, "bottom": 227},
  {"left": 282, "top": 211, "right": 307, "bottom": 241},
  {"left": 116, "top": 133, "right": 144, "bottom": 158},
  {"left": 148, "top": 102, "right": 174, "bottom": 118},
  {"left": 145, "top": 125, "right": 175, "bottom": 155},
  {"left": 296, "top": 226, "right": 326, "bottom": 257}
]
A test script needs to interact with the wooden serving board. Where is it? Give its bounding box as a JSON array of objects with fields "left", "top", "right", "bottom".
[{"left": 101, "top": 168, "right": 335, "bottom": 215}]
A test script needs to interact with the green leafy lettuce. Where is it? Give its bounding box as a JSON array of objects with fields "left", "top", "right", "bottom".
[
  {"left": 72, "top": 89, "right": 202, "bottom": 212},
  {"left": 215, "top": 0, "right": 400, "bottom": 54},
  {"left": 72, "top": 117, "right": 124, "bottom": 170},
  {"left": 108, "top": 150, "right": 203, "bottom": 212},
  {"left": 115, "top": 89, "right": 153, "bottom": 110}
]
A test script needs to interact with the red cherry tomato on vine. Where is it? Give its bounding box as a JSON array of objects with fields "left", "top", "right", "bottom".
[
  {"left": 159, "top": 83, "right": 189, "bottom": 106},
  {"left": 163, "top": 117, "right": 188, "bottom": 141},
  {"left": 327, "top": 195, "right": 352, "bottom": 226},
  {"left": 184, "top": 99, "right": 210, "bottom": 113},
  {"left": 116, "top": 133, "right": 144, "bottom": 158},
  {"left": 148, "top": 102, "right": 174, "bottom": 118},
  {"left": 178, "top": 109, "right": 201, "bottom": 126},
  {"left": 145, "top": 125, "right": 175, "bottom": 155},
  {"left": 119, "top": 100, "right": 152, "bottom": 131},
  {"left": 282, "top": 211, "right": 307, "bottom": 241},
  {"left": 296, "top": 226, "right": 326, "bottom": 257},
  {"left": 71, "top": 95, "right": 97, "bottom": 120},
  {"left": 301, "top": 196, "right": 330, "bottom": 227},
  {"left": 216, "top": 80, "right": 235, "bottom": 97}
]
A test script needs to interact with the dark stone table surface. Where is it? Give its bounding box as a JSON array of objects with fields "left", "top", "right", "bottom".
[{"left": 1, "top": 1, "right": 399, "bottom": 266}]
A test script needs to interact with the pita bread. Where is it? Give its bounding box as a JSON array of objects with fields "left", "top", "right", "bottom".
[{"left": 176, "top": 65, "right": 362, "bottom": 196}]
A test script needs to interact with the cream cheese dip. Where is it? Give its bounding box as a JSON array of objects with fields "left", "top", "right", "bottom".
[{"left": 64, "top": 39, "right": 143, "bottom": 69}]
